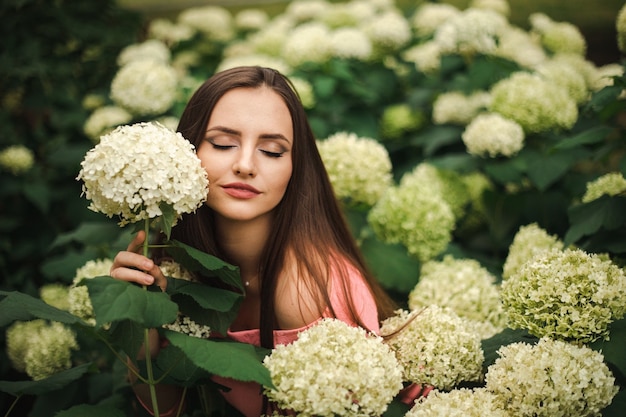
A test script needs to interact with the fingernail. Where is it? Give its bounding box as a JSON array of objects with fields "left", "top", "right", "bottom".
[{"left": 145, "top": 275, "right": 154, "bottom": 285}]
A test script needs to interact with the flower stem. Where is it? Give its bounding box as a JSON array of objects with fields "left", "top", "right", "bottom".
[
  {"left": 3, "top": 394, "right": 21, "bottom": 417},
  {"left": 142, "top": 218, "right": 160, "bottom": 417}
]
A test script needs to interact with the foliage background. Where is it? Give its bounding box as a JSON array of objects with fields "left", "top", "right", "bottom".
[{"left": 1, "top": 0, "right": 626, "bottom": 416}]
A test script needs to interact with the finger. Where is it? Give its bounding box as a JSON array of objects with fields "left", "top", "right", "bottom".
[
  {"left": 127, "top": 230, "right": 147, "bottom": 253},
  {"left": 110, "top": 251, "right": 155, "bottom": 286}
]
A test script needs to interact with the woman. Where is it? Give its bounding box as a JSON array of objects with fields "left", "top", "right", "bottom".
[{"left": 110, "top": 66, "right": 397, "bottom": 416}]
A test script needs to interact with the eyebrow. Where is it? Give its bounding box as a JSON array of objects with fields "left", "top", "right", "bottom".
[{"left": 206, "top": 126, "right": 291, "bottom": 144}]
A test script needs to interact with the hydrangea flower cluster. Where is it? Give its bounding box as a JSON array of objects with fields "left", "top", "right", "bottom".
[
  {"left": 234, "top": 9, "right": 269, "bottom": 32},
  {"left": 501, "top": 248, "right": 626, "bottom": 343},
  {"left": 147, "top": 18, "right": 195, "bottom": 46},
  {"left": 329, "top": 27, "right": 373, "bottom": 60},
  {"left": 362, "top": 10, "right": 411, "bottom": 55},
  {"left": 110, "top": 60, "right": 178, "bottom": 116},
  {"left": 40, "top": 283, "right": 70, "bottom": 311},
  {"left": 495, "top": 26, "right": 546, "bottom": 68},
  {"left": 6, "top": 320, "right": 78, "bottom": 380},
  {"left": 400, "top": 163, "right": 470, "bottom": 220},
  {"left": 368, "top": 173, "right": 455, "bottom": 263},
  {"left": 582, "top": 172, "right": 626, "bottom": 203},
  {"left": 0, "top": 144, "right": 34, "bottom": 175},
  {"left": 177, "top": 5, "right": 234, "bottom": 42},
  {"left": 531, "top": 15, "right": 587, "bottom": 56},
  {"left": 408, "top": 255, "right": 506, "bottom": 339},
  {"left": 69, "top": 258, "right": 114, "bottom": 325},
  {"left": 76, "top": 122, "right": 209, "bottom": 226},
  {"left": 410, "top": 3, "right": 460, "bottom": 38},
  {"left": 432, "top": 91, "right": 491, "bottom": 126},
  {"left": 470, "top": 0, "right": 510, "bottom": 17},
  {"left": 380, "top": 306, "right": 484, "bottom": 390},
  {"left": 317, "top": 131, "right": 393, "bottom": 207},
  {"left": 263, "top": 318, "right": 403, "bottom": 416},
  {"left": 434, "top": 8, "right": 508, "bottom": 57},
  {"left": 402, "top": 41, "right": 442, "bottom": 74},
  {"left": 83, "top": 105, "right": 132, "bottom": 142},
  {"left": 462, "top": 113, "right": 525, "bottom": 158},
  {"left": 379, "top": 103, "right": 423, "bottom": 140},
  {"left": 282, "top": 22, "right": 332, "bottom": 66},
  {"left": 536, "top": 59, "right": 589, "bottom": 104},
  {"left": 489, "top": 71, "right": 578, "bottom": 133},
  {"left": 502, "top": 223, "right": 563, "bottom": 279},
  {"left": 116, "top": 39, "right": 171, "bottom": 66},
  {"left": 406, "top": 388, "right": 508, "bottom": 417},
  {"left": 485, "top": 338, "right": 618, "bottom": 417}
]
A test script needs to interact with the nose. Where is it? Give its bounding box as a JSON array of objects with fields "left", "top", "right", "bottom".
[{"left": 232, "top": 148, "right": 256, "bottom": 177}]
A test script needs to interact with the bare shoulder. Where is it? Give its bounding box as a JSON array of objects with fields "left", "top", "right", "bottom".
[{"left": 274, "top": 251, "right": 327, "bottom": 330}]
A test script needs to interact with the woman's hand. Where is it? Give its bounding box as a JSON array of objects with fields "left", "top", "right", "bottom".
[{"left": 110, "top": 230, "right": 168, "bottom": 291}]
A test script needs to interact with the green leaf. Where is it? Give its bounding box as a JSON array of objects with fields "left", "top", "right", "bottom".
[
  {"left": 410, "top": 126, "right": 463, "bottom": 156},
  {"left": 153, "top": 344, "right": 214, "bottom": 387},
  {"left": 0, "top": 363, "right": 92, "bottom": 396},
  {"left": 564, "top": 196, "right": 626, "bottom": 246},
  {"left": 590, "top": 318, "right": 626, "bottom": 382},
  {"left": 166, "top": 240, "right": 242, "bottom": 291},
  {"left": 162, "top": 330, "right": 274, "bottom": 388},
  {"left": 55, "top": 404, "right": 126, "bottom": 417},
  {"left": 48, "top": 221, "right": 123, "bottom": 250},
  {"left": 85, "top": 277, "right": 178, "bottom": 328},
  {"left": 382, "top": 397, "right": 411, "bottom": 417},
  {"left": 552, "top": 125, "right": 613, "bottom": 150},
  {"left": 167, "top": 278, "right": 242, "bottom": 335},
  {"left": 107, "top": 319, "right": 145, "bottom": 360},
  {"left": 481, "top": 328, "right": 537, "bottom": 368},
  {"left": 158, "top": 202, "right": 176, "bottom": 240},
  {"left": 359, "top": 235, "right": 420, "bottom": 294},
  {"left": 0, "top": 291, "right": 85, "bottom": 327},
  {"left": 526, "top": 148, "right": 588, "bottom": 191}
]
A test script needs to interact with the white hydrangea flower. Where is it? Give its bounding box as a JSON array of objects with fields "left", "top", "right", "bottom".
[
  {"left": 83, "top": 105, "right": 133, "bottom": 142},
  {"left": 592, "top": 63, "right": 623, "bottom": 91},
  {"left": 381, "top": 306, "right": 485, "bottom": 390},
  {"left": 153, "top": 116, "right": 180, "bottom": 132},
  {"left": 7, "top": 320, "right": 78, "bottom": 381},
  {"left": 618, "top": 3, "right": 626, "bottom": 53},
  {"left": 234, "top": 8, "right": 269, "bottom": 31},
  {"left": 462, "top": 113, "right": 525, "bottom": 158},
  {"left": 248, "top": 17, "right": 293, "bottom": 57},
  {"left": 282, "top": 22, "right": 333, "bottom": 66},
  {"left": 110, "top": 60, "right": 178, "bottom": 116},
  {"left": 362, "top": 10, "right": 411, "bottom": 54},
  {"left": 432, "top": 91, "right": 491, "bottom": 125},
  {"left": 495, "top": 26, "right": 547, "bottom": 68},
  {"left": 69, "top": 258, "right": 114, "bottom": 325},
  {"left": 76, "top": 122, "right": 209, "bottom": 226},
  {"left": 502, "top": 223, "right": 563, "bottom": 279},
  {"left": 485, "top": 338, "right": 618, "bottom": 417},
  {"left": 410, "top": 3, "right": 461, "bottom": 38},
  {"left": 329, "top": 27, "right": 372, "bottom": 60},
  {"left": 502, "top": 248, "right": 626, "bottom": 343},
  {"left": 177, "top": 5, "right": 234, "bottom": 42},
  {"left": 116, "top": 39, "right": 171, "bottom": 66},
  {"left": 368, "top": 172, "right": 455, "bottom": 263},
  {"left": 540, "top": 21, "right": 587, "bottom": 56},
  {"left": 321, "top": 1, "right": 376, "bottom": 28},
  {"left": 402, "top": 41, "right": 442, "bottom": 74},
  {"left": 407, "top": 388, "right": 508, "bottom": 417},
  {"left": 284, "top": 0, "right": 329, "bottom": 22},
  {"left": 263, "top": 318, "right": 403, "bottom": 416},
  {"left": 400, "top": 163, "right": 470, "bottom": 220},
  {"left": 409, "top": 255, "right": 506, "bottom": 339},
  {"left": 216, "top": 54, "right": 291, "bottom": 76},
  {"left": 551, "top": 53, "right": 601, "bottom": 91},
  {"left": 147, "top": 18, "right": 195, "bottom": 46},
  {"left": 536, "top": 59, "right": 588, "bottom": 104},
  {"left": 289, "top": 77, "right": 315, "bottom": 109},
  {"left": 40, "top": 284, "right": 70, "bottom": 312},
  {"left": 582, "top": 172, "right": 626, "bottom": 203},
  {"left": 0, "top": 145, "right": 34, "bottom": 175},
  {"left": 434, "top": 8, "right": 508, "bottom": 56},
  {"left": 317, "top": 132, "right": 393, "bottom": 207},
  {"left": 489, "top": 71, "right": 578, "bottom": 133}
]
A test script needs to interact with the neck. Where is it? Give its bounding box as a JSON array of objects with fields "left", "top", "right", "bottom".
[{"left": 214, "top": 215, "right": 271, "bottom": 279}]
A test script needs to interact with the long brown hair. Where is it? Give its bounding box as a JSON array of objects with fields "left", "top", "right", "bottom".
[{"left": 171, "top": 66, "right": 395, "bottom": 348}]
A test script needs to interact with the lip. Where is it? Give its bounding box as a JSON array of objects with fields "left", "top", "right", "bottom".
[{"left": 221, "top": 182, "right": 261, "bottom": 199}]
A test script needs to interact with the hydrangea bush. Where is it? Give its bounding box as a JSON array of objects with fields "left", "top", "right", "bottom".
[{"left": 2, "top": 0, "right": 626, "bottom": 416}]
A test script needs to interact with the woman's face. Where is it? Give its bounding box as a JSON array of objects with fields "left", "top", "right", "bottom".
[{"left": 197, "top": 86, "right": 293, "bottom": 224}]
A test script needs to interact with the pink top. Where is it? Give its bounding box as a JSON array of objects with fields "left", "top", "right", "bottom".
[{"left": 214, "top": 262, "right": 380, "bottom": 417}]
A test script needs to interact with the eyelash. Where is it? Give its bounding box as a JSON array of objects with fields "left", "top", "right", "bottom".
[{"left": 210, "top": 143, "right": 284, "bottom": 158}]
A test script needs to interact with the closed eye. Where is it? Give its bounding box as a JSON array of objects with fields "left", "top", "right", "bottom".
[
  {"left": 261, "top": 150, "right": 285, "bottom": 158},
  {"left": 211, "top": 143, "right": 235, "bottom": 150}
]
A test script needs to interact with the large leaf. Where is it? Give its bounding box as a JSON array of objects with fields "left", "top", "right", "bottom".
[
  {"left": 162, "top": 330, "right": 273, "bottom": 388},
  {"left": 526, "top": 148, "right": 589, "bottom": 191},
  {"left": 166, "top": 240, "right": 242, "bottom": 291},
  {"left": 0, "top": 291, "right": 85, "bottom": 327},
  {"left": 590, "top": 318, "right": 626, "bottom": 384},
  {"left": 107, "top": 319, "right": 145, "bottom": 361},
  {"left": 55, "top": 405, "right": 126, "bottom": 417},
  {"left": 564, "top": 196, "right": 626, "bottom": 246},
  {"left": 85, "top": 276, "right": 178, "bottom": 328},
  {"left": 48, "top": 221, "right": 124, "bottom": 250},
  {"left": 167, "top": 278, "right": 242, "bottom": 335},
  {"left": 0, "top": 363, "right": 92, "bottom": 396},
  {"left": 552, "top": 125, "right": 613, "bottom": 150},
  {"left": 359, "top": 235, "right": 420, "bottom": 294},
  {"left": 481, "top": 328, "right": 537, "bottom": 369}
]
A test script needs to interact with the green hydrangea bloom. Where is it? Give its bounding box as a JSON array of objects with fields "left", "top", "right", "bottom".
[{"left": 582, "top": 172, "right": 626, "bottom": 203}]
